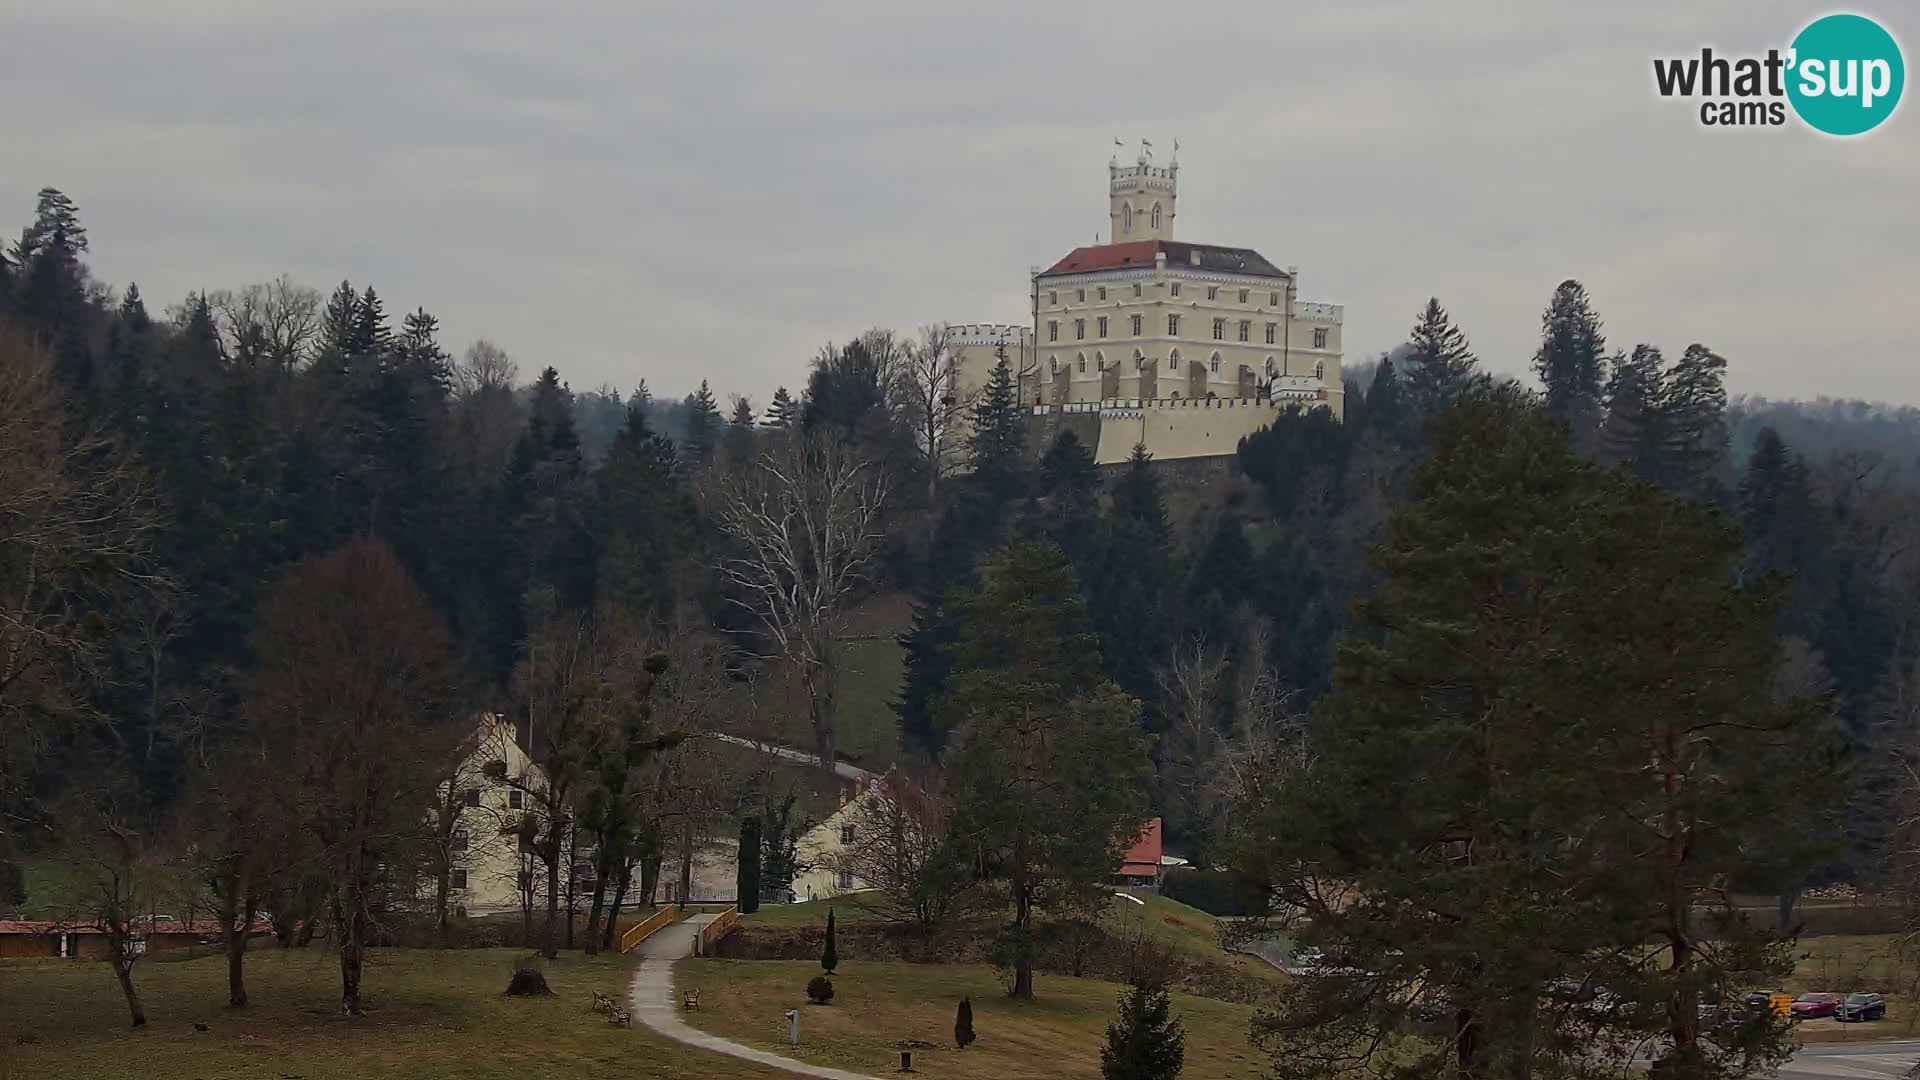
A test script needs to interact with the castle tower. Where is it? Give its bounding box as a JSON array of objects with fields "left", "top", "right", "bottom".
[{"left": 1108, "top": 140, "right": 1177, "bottom": 242}]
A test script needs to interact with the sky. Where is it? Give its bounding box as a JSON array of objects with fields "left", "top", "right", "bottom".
[{"left": 2, "top": 1, "right": 1915, "bottom": 405}]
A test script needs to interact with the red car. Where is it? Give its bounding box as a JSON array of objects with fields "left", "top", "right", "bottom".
[{"left": 1791, "top": 993, "right": 1842, "bottom": 1019}]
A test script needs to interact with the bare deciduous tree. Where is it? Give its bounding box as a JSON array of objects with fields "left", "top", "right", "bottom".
[
  {"left": 53, "top": 770, "right": 168, "bottom": 1027},
  {"left": 247, "top": 539, "right": 465, "bottom": 1014},
  {"left": 838, "top": 767, "right": 974, "bottom": 933},
  {"left": 897, "top": 323, "right": 972, "bottom": 538},
  {"left": 715, "top": 436, "right": 889, "bottom": 771},
  {"left": 208, "top": 275, "right": 322, "bottom": 371}
]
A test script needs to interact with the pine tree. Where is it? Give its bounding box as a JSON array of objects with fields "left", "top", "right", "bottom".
[
  {"left": 896, "top": 591, "right": 961, "bottom": 755},
  {"left": 1532, "top": 279, "right": 1609, "bottom": 452},
  {"left": 1402, "top": 298, "right": 1483, "bottom": 420},
  {"left": 1186, "top": 512, "right": 1256, "bottom": 631},
  {"left": 1657, "top": 343, "right": 1730, "bottom": 497},
  {"left": 1100, "top": 981, "right": 1186, "bottom": 1080},
  {"left": 593, "top": 403, "right": 694, "bottom": 620},
  {"left": 955, "top": 996, "right": 976, "bottom": 1050},
  {"left": 1363, "top": 355, "right": 1404, "bottom": 439},
  {"left": 628, "top": 379, "right": 652, "bottom": 410},
  {"left": 1111, "top": 444, "right": 1168, "bottom": 544},
  {"left": 682, "top": 380, "right": 722, "bottom": 464},
  {"left": 347, "top": 286, "right": 391, "bottom": 359},
  {"left": 821, "top": 907, "right": 838, "bottom": 974},
  {"left": 318, "top": 280, "right": 359, "bottom": 363},
  {"left": 737, "top": 817, "right": 762, "bottom": 914},
  {"left": 1598, "top": 344, "right": 1666, "bottom": 479},
  {"left": 968, "top": 361, "right": 1026, "bottom": 499},
  {"left": 766, "top": 385, "right": 798, "bottom": 428},
  {"left": 724, "top": 394, "right": 757, "bottom": 464},
  {"left": 19, "top": 188, "right": 88, "bottom": 258},
  {"left": 398, "top": 307, "right": 452, "bottom": 390},
  {"left": 1088, "top": 445, "right": 1172, "bottom": 701}
]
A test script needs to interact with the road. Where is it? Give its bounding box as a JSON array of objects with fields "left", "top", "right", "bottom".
[
  {"left": 1778, "top": 1040, "right": 1920, "bottom": 1080},
  {"left": 709, "top": 733, "right": 876, "bottom": 784}
]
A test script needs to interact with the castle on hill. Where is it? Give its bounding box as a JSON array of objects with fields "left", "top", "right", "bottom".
[{"left": 949, "top": 143, "right": 1345, "bottom": 464}]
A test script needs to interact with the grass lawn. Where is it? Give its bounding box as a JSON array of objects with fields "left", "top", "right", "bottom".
[
  {"left": 676, "top": 958, "right": 1271, "bottom": 1079},
  {"left": 1785, "top": 934, "right": 1919, "bottom": 1041},
  {"left": 754, "top": 638, "right": 905, "bottom": 771},
  {"left": 0, "top": 946, "right": 782, "bottom": 1080}
]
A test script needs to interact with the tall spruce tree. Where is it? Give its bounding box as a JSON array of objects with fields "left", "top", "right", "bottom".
[
  {"left": 968, "top": 361, "right": 1027, "bottom": 500},
  {"left": 1101, "top": 981, "right": 1187, "bottom": 1080},
  {"left": 1657, "top": 343, "right": 1730, "bottom": 498},
  {"left": 593, "top": 404, "right": 694, "bottom": 620},
  {"left": 723, "top": 395, "right": 757, "bottom": 465},
  {"left": 1402, "top": 298, "right": 1483, "bottom": 422},
  {"left": 1599, "top": 344, "right": 1666, "bottom": 479},
  {"left": 1531, "top": 279, "right": 1609, "bottom": 452},
  {"left": 1087, "top": 445, "right": 1172, "bottom": 701},
  {"left": 682, "top": 379, "right": 722, "bottom": 465},
  {"left": 765, "top": 385, "right": 798, "bottom": 429},
  {"left": 1245, "top": 388, "right": 1840, "bottom": 1080}
]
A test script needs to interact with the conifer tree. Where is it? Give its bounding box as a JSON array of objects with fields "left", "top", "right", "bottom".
[
  {"left": 955, "top": 996, "right": 976, "bottom": 1050},
  {"left": 1363, "top": 355, "right": 1404, "bottom": 439},
  {"left": 594, "top": 403, "right": 694, "bottom": 619},
  {"left": 766, "top": 385, "right": 798, "bottom": 429},
  {"left": 724, "top": 394, "right": 757, "bottom": 464},
  {"left": 1402, "top": 298, "right": 1483, "bottom": 420},
  {"left": 968, "top": 361, "right": 1026, "bottom": 499},
  {"left": 682, "top": 379, "right": 722, "bottom": 464},
  {"left": 1101, "top": 981, "right": 1186, "bottom": 1080},
  {"left": 821, "top": 907, "right": 838, "bottom": 974},
  {"left": 1657, "top": 343, "right": 1730, "bottom": 497},
  {"left": 318, "top": 280, "right": 358, "bottom": 362},
  {"left": 1532, "top": 279, "right": 1609, "bottom": 451},
  {"left": 347, "top": 286, "right": 391, "bottom": 359},
  {"left": 1598, "top": 344, "right": 1666, "bottom": 479},
  {"left": 1087, "top": 445, "right": 1172, "bottom": 700}
]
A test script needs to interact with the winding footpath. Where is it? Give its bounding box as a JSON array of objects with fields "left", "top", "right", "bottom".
[{"left": 627, "top": 918, "right": 882, "bottom": 1080}]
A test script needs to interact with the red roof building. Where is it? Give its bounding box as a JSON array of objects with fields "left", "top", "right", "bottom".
[{"left": 1115, "top": 818, "right": 1164, "bottom": 887}]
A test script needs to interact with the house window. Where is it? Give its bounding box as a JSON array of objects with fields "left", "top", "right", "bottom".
[
  {"left": 1049, "top": 356, "right": 1058, "bottom": 374},
  {"left": 1167, "top": 314, "right": 1180, "bottom": 336},
  {"left": 1077, "top": 354, "right": 1086, "bottom": 373},
  {"left": 1076, "top": 288, "right": 1086, "bottom": 303},
  {"left": 837, "top": 871, "right": 855, "bottom": 891},
  {"left": 1212, "top": 319, "right": 1225, "bottom": 341},
  {"left": 1238, "top": 320, "right": 1250, "bottom": 343},
  {"left": 1097, "top": 316, "right": 1108, "bottom": 338},
  {"left": 1048, "top": 290, "right": 1057, "bottom": 305},
  {"left": 1265, "top": 323, "right": 1277, "bottom": 345},
  {"left": 1075, "top": 319, "right": 1085, "bottom": 340},
  {"left": 1313, "top": 327, "right": 1329, "bottom": 349},
  {"left": 1206, "top": 286, "right": 1218, "bottom": 300},
  {"left": 508, "top": 789, "right": 524, "bottom": 810},
  {"left": 1238, "top": 289, "right": 1249, "bottom": 304},
  {"left": 1314, "top": 360, "right": 1326, "bottom": 379},
  {"left": 1097, "top": 286, "right": 1107, "bottom": 301},
  {"left": 1048, "top": 320, "right": 1058, "bottom": 342},
  {"left": 840, "top": 825, "right": 855, "bottom": 845},
  {"left": 1211, "top": 356, "right": 1222, "bottom": 373},
  {"left": 1132, "top": 283, "right": 1142, "bottom": 298},
  {"left": 1269, "top": 291, "right": 1280, "bottom": 306},
  {"left": 451, "top": 828, "right": 469, "bottom": 852},
  {"left": 450, "top": 868, "right": 468, "bottom": 890},
  {"left": 463, "top": 788, "right": 481, "bottom": 808},
  {"left": 1131, "top": 314, "right": 1142, "bottom": 336},
  {"left": 1169, "top": 283, "right": 1180, "bottom": 297}
]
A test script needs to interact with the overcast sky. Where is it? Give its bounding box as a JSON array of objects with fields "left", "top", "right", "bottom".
[{"left": 3, "top": 1, "right": 1914, "bottom": 405}]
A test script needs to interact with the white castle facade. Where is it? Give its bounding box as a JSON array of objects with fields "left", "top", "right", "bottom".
[{"left": 950, "top": 144, "right": 1344, "bottom": 464}]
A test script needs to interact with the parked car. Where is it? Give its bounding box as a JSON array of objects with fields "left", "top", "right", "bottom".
[
  {"left": 1835, "top": 993, "right": 1887, "bottom": 1022},
  {"left": 1791, "top": 993, "right": 1842, "bottom": 1019},
  {"left": 1745, "top": 989, "right": 1781, "bottom": 1009}
]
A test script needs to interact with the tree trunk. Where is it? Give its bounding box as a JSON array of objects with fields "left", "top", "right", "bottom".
[
  {"left": 543, "top": 842, "right": 561, "bottom": 960},
  {"left": 335, "top": 894, "right": 366, "bottom": 1015},
  {"left": 603, "top": 859, "right": 633, "bottom": 952},
  {"left": 563, "top": 828, "right": 579, "bottom": 951},
  {"left": 639, "top": 854, "right": 662, "bottom": 909},
  {"left": 1778, "top": 887, "right": 1801, "bottom": 934},
  {"left": 584, "top": 861, "right": 609, "bottom": 957},
  {"left": 225, "top": 897, "right": 256, "bottom": 1008},
  {"left": 434, "top": 855, "right": 452, "bottom": 947},
  {"left": 1009, "top": 866, "right": 1033, "bottom": 1000},
  {"left": 678, "top": 823, "right": 694, "bottom": 911},
  {"left": 804, "top": 649, "right": 838, "bottom": 775},
  {"left": 110, "top": 947, "right": 146, "bottom": 1027}
]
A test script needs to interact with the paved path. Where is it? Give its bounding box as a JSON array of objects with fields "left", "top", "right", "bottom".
[
  {"left": 710, "top": 733, "right": 877, "bottom": 784},
  {"left": 628, "top": 920, "right": 882, "bottom": 1079},
  {"left": 1779, "top": 1039, "right": 1920, "bottom": 1080}
]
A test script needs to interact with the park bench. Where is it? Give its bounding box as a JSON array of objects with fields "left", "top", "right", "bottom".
[
  {"left": 591, "top": 991, "right": 614, "bottom": 1013},
  {"left": 607, "top": 1006, "right": 631, "bottom": 1027},
  {"left": 682, "top": 989, "right": 700, "bottom": 1011}
]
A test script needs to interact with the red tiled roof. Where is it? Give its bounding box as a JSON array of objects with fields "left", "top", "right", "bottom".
[
  {"left": 1040, "top": 240, "right": 1291, "bottom": 280},
  {"left": 1045, "top": 240, "right": 1161, "bottom": 275},
  {"left": 1118, "top": 818, "right": 1164, "bottom": 874}
]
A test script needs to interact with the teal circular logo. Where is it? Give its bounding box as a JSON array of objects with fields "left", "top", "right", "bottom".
[{"left": 1787, "top": 13, "right": 1905, "bottom": 135}]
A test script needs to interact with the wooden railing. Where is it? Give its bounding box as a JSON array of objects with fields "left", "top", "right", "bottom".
[
  {"left": 618, "top": 906, "right": 677, "bottom": 954},
  {"left": 694, "top": 907, "right": 740, "bottom": 957}
]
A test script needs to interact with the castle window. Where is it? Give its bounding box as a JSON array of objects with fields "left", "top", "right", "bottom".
[
  {"left": 1097, "top": 316, "right": 1108, "bottom": 338},
  {"left": 1097, "top": 286, "right": 1107, "bottom": 301},
  {"left": 1131, "top": 314, "right": 1142, "bottom": 336},
  {"left": 1048, "top": 290, "right": 1058, "bottom": 305},
  {"left": 1238, "top": 289, "right": 1249, "bottom": 304},
  {"left": 1168, "top": 354, "right": 1178, "bottom": 371},
  {"left": 1265, "top": 323, "right": 1277, "bottom": 345},
  {"left": 1049, "top": 356, "right": 1059, "bottom": 373},
  {"left": 1269, "top": 291, "right": 1280, "bottom": 306},
  {"left": 840, "top": 825, "right": 855, "bottom": 845},
  {"left": 1048, "top": 320, "right": 1058, "bottom": 342},
  {"left": 508, "top": 789, "right": 524, "bottom": 810},
  {"left": 1152, "top": 203, "right": 1162, "bottom": 229},
  {"left": 1076, "top": 288, "right": 1086, "bottom": 303},
  {"left": 1313, "top": 327, "right": 1329, "bottom": 349},
  {"left": 1133, "top": 283, "right": 1142, "bottom": 298},
  {"left": 463, "top": 788, "right": 481, "bottom": 808},
  {"left": 1238, "top": 320, "right": 1250, "bottom": 343},
  {"left": 1314, "top": 360, "right": 1326, "bottom": 379},
  {"left": 451, "top": 868, "right": 468, "bottom": 890},
  {"left": 1123, "top": 204, "right": 1132, "bottom": 231},
  {"left": 1169, "top": 283, "right": 1181, "bottom": 297},
  {"left": 1075, "top": 319, "right": 1086, "bottom": 340},
  {"left": 1077, "top": 354, "right": 1086, "bottom": 373},
  {"left": 1210, "top": 355, "right": 1221, "bottom": 373},
  {"left": 1207, "top": 286, "right": 1218, "bottom": 301},
  {"left": 1212, "top": 318, "right": 1225, "bottom": 341},
  {"left": 1167, "top": 314, "right": 1180, "bottom": 336}
]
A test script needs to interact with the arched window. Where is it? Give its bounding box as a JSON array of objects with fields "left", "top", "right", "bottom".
[
  {"left": 1076, "top": 354, "right": 1085, "bottom": 373},
  {"left": 1313, "top": 360, "right": 1326, "bottom": 379},
  {"left": 1151, "top": 203, "right": 1162, "bottom": 230},
  {"left": 1049, "top": 356, "right": 1059, "bottom": 374},
  {"left": 1165, "top": 348, "right": 1179, "bottom": 372},
  {"left": 1209, "top": 352, "right": 1222, "bottom": 374},
  {"left": 1095, "top": 352, "right": 1106, "bottom": 372},
  {"left": 1122, "top": 203, "right": 1132, "bottom": 231},
  {"left": 1170, "top": 391, "right": 1181, "bottom": 399}
]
